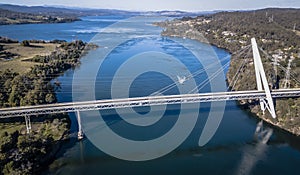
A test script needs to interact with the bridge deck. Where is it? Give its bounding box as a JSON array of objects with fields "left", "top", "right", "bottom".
[{"left": 0, "top": 89, "right": 300, "bottom": 118}]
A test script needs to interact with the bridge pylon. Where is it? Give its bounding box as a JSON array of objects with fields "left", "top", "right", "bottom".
[{"left": 251, "top": 38, "right": 277, "bottom": 118}]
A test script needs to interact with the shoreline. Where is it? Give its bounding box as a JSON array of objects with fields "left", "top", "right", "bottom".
[
  {"left": 235, "top": 99, "right": 300, "bottom": 137},
  {"left": 0, "top": 8, "right": 80, "bottom": 26},
  {"left": 156, "top": 19, "right": 300, "bottom": 137},
  {"left": 0, "top": 19, "right": 81, "bottom": 26},
  {"left": 0, "top": 39, "right": 93, "bottom": 174}
]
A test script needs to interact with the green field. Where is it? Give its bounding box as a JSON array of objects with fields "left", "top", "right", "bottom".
[{"left": 0, "top": 43, "right": 59, "bottom": 74}]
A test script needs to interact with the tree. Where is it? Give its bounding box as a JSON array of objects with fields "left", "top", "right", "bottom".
[
  {"left": 45, "top": 93, "right": 56, "bottom": 103},
  {"left": 20, "top": 40, "right": 30, "bottom": 47},
  {"left": 8, "top": 85, "right": 19, "bottom": 107},
  {"left": 2, "top": 161, "right": 14, "bottom": 175}
]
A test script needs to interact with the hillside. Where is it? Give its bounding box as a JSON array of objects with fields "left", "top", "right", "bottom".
[
  {"left": 0, "top": 8, "right": 79, "bottom": 25},
  {"left": 0, "top": 4, "right": 208, "bottom": 18},
  {"left": 156, "top": 8, "right": 300, "bottom": 135},
  {"left": 0, "top": 4, "right": 140, "bottom": 17}
]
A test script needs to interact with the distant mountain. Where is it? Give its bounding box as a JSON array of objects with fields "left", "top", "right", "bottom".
[
  {"left": 142, "top": 10, "right": 216, "bottom": 17},
  {"left": 0, "top": 4, "right": 141, "bottom": 17},
  {"left": 0, "top": 4, "right": 214, "bottom": 25},
  {"left": 0, "top": 4, "right": 78, "bottom": 16},
  {"left": 0, "top": 4, "right": 213, "bottom": 17}
]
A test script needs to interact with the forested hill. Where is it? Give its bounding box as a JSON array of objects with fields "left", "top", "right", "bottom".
[
  {"left": 156, "top": 8, "right": 300, "bottom": 136},
  {"left": 198, "top": 8, "right": 300, "bottom": 51},
  {"left": 174, "top": 8, "right": 300, "bottom": 88},
  {"left": 0, "top": 4, "right": 140, "bottom": 17},
  {"left": 159, "top": 8, "right": 300, "bottom": 51},
  {"left": 0, "top": 8, "right": 79, "bottom": 25},
  {"left": 0, "top": 4, "right": 84, "bottom": 17}
]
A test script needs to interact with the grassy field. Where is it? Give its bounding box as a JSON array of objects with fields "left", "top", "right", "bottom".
[{"left": 0, "top": 43, "right": 59, "bottom": 74}]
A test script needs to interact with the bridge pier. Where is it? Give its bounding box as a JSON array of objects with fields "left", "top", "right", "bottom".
[
  {"left": 76, "top": 110, "right": 84, "bottom": 140},
  {"left": 25, "top": 115, "right": 31, "bottom": 134}
]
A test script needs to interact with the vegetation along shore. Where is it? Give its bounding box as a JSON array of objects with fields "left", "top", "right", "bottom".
[
  {"left": 0, "top": 8, "right": 79, "bottom": 25},
  {"left": 0, "top": 37, "right": 97, "bottom": 174},
  {"left": 155, "top": 8, "right": 300, "bottom": 136}
]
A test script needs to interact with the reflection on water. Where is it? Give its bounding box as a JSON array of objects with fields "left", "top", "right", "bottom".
[
  {"left": 79, "top": 140, "right": 85, "bottom": 164},
  {"left": 235, "top": 121, "right": 273, "bottom": 175}
]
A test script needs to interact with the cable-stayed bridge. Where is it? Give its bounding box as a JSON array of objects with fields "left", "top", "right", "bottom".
[{"left": 0, "top": 38, "right": 300, "bottom": 139}]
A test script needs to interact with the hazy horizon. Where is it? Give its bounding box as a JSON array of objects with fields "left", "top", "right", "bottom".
[
  {"left": 0, "top": 0, "right": 299, "bottom": 12},
  {"left": 1, "top": 3, "right": 300, "bottom": 13}
]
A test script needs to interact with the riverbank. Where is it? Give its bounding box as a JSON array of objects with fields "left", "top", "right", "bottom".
[
  {"left": 0, "top": 8, "right": 79, "bottom": 25},
  {"left": 0, "top": 38, "right": 96, "bottom": 174},
  {"left": 155, "top": 8, "right": 300, "bottom": 136}
]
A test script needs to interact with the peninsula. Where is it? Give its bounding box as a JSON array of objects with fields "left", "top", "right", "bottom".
[{"left": 0, "top": 38, "right": 96, "bottom": 174}]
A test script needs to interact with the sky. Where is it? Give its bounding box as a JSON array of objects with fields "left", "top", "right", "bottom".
[{"left": 1, "top": 0, "right": 300, "bottom": 11}]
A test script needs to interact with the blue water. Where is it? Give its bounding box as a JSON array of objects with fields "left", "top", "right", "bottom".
[
  {"left": 0, "top": 16, "right": 128, "bottom": 42},
  {"left": 1, "top": 16, "right": 300, "bottom": 175}
]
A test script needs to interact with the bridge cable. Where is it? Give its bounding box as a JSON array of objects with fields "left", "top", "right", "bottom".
[
  {"left": 188, "top": 45, "right": 252, "bottom": 94},
  {"left": 151, "top": 45, "right": 251, "bottom": 96},
  {"left": 227, "top": 47, "right": 252, "bottom": 91}
]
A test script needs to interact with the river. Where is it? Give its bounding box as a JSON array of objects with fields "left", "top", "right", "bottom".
[{"left": 1, "top": 16, "right": 300, "bottom": 175}]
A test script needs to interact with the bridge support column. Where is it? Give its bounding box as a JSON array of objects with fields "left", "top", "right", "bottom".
[
  {"left": 252, "top": 38, "right": 277, "bottom": 118},
  {"left": 25, "top": 115, "right": 31, "bottom": 134},
  {"left": 76, "top": 111, "right": 84, "bottom": 140}
]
